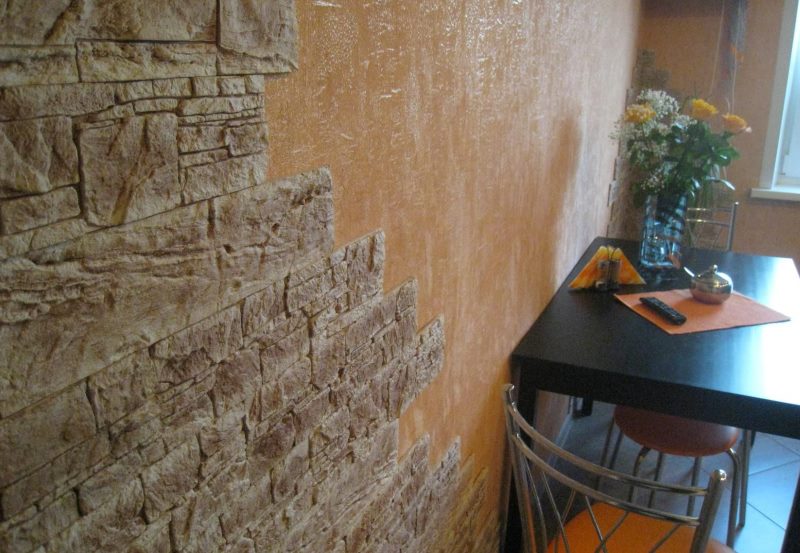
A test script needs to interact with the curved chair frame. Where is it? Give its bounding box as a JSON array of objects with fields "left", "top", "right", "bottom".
[{"left": 504, "top": 384, "right": 726, "bottom": 553}]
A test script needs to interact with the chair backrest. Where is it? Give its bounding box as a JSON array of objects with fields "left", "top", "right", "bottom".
[
  {"left": 684, "top": 180, "right": 738, "bottom": 251},
  {"left": 503, "top": 384, "right": 726, "bottom": 553}
]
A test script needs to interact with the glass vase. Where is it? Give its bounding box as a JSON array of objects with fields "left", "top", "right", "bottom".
[{"left": 639, "top": 193, "right": 688, "bottom": 271}]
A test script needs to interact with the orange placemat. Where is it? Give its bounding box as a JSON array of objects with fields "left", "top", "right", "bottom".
[{"left": 615, "top": 289, "right": 791, "bottom": 334}]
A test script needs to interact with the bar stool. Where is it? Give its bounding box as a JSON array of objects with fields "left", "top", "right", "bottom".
[{"left": 601, "top": 405, "right": 750, "bottom": 547}]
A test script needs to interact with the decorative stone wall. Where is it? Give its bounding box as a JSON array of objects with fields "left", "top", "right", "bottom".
[{"left": 0, "top": 2, "right": 496, "bottom": 552}]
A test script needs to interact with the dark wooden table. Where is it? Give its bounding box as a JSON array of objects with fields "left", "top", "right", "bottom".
[{"left": 509, "top": 237, "right": 800, "bottom": 552}]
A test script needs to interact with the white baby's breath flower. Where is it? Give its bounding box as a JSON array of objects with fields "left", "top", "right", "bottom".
[{"left": 638, "top": 89, "right": 679, "bottom": 118}]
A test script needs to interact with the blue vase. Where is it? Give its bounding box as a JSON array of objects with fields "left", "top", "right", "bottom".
[{"left": 639, "top": 194, "right": 688, "bottom": 271}]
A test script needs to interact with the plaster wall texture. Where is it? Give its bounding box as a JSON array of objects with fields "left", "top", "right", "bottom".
[
  {"left": 638, "top": 0, "right": 800, "bottom": 266},
  {"left": 265, "top": 0, "right": 641, "bottom": 528},
  {"left": 0, "top": 1, "right": 496, "bottom": 552}
]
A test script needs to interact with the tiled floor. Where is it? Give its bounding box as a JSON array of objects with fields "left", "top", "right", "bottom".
[{"left": 560, "top": 401, "right": 800, "bottom": 552}]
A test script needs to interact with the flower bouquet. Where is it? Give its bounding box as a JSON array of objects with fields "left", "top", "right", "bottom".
[{"left": 613, "top": 89, "right": 749, "bottom": 269}]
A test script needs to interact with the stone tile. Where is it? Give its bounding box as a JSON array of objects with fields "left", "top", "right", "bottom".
[
  {"left": 219, "top": 77, "right": 247, "bottom": 96},
  {"left": 0, "top": 383, "right": 96, "bottom": 487},
  {"left": 179, "top": 108, "right": 264, "bottom": 125},
  {"left": 293, "top": 388, "right": 332, "bottom": 439},
  {"left": 178, "top": 123, "right": 227, "bottom": 153},
  {"left": 0, "top": 218, "right": 92, "bottom": 260},
  {"left": 218, "top": 0, "right": 298, "bottom": 74},
  {"left": 0, "top": 0, "right": 74, "bottom": 45},
  {"left": 248, "top": 414, "right": 295, "bottom": 480},
  {"left": 108, "top": 404, "right": 164, "bottom": 459},
  {"left": 244, "top": 75, "right": 265, "bottom": 94},
  {"left": 80, "top": 113, "right": 180, "bottom": 226},
  {"left": 77, "top": 450, "right": 145, "bottom": 514},
  {"left": 0, "top": 0, "right": 216, "bottom": 44},
  {"left": 77, "top": 41, "right": 216, "bottom": 82},
  {"left": 116, "top": 81, "right": 156, "bottom": 103},
  {"left": 182, "top": 152, "right": 267, "bottom": 203},
  {"left": 199, "top": 426, "right": 247, "bottom": 480},
  {"left": 153, "top": 78, "right": 193, "bottom": 98},
  {"left": 192, "top": 76, "right": 219, "bottom": 97},
  {"left": 242, "top": 281, "right": 286, "bottom": 339},
  {"left": 0, "top": 116, "right": 79, "bottom": 196},
  {"left": 152, "top": 305, "right": 243, "bottom": 387},
  {"left": 0, "top": 83, "right": 115, "bottom": 121},
  {"left": 177, "top": 95, "right": 263, "bottom": 117},
  {"left": 0, "top": 492, "right": 79, "bottom": 553},
  {"left": 0, "top": 186, "right": 80, "bottom": 234},
  {"left": 226, "top": 120, "right": 268, "bottom": 157},
  {"left": 87, "top": 349, "right": 160, "bottom": 428},
  {"left": 133, "top": 98, "right": 179, "bottom": 113},
  {"left": 310, "top": 333, "right": 346, "bottom": 389},
  {"left": 141, "top": 439, "right": 201, "bottom": 519},
  {"left": 346, "top": 231, "right": 385, "bottom": 306},
  {"left": 179, "top": 148, "right": 229, "bottom": 169},
  {"left": 80, "top": 104, "right": 136, "bottom": 123},
  {"left": 47, "top": 479, "right": 145, "bottom": 552},
  {"left": 1, "top": 431, "right": 111, "bottom": 519},
  {"left": 123, "top": 519, "right": 171, "bottom": 553},
  {"left": 271, "top": 439, "right": 309, "bottom": 503},
  {"left": 0, "top": 46, "right": 78, "bottom": 87},
  {"left": 211, "top": 347, "right": 261, "bottom": 419},
  {"left": 261, "top": 324, "right": 310, "bottom": 380}
]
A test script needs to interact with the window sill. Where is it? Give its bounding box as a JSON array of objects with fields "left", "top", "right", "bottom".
[{"left": 750, "top": 186, "right": 800, "bottom": 202}]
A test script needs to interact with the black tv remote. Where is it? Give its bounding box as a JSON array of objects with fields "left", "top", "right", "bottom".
[{"left": 640, "top": 296, "right": 687, "bottom": 325}]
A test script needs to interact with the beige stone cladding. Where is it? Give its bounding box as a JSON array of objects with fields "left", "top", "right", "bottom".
[{"left": 0, "top": 1, "right": 498, "bottom": 552}]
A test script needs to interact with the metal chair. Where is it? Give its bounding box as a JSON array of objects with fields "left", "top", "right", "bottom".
[
  {"left": 684, "top": 179, "right": 739, "bottom": 251},
  {"left": 600, "top": 407, "right": 750, "bottom": 547},
  {"left": 503, "top": 385, "right": 732, "bottom": 553}
]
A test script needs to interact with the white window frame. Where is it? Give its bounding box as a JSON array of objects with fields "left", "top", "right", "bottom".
[{"left": 753, "top": 0, "right": 800, "bottom": 201}]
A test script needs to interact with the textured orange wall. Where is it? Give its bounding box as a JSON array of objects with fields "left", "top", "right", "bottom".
[
  {"left": 639, "top": 0, "right": 800, "bottom": 266},
  {"left": 265, "top": 0, "right": 639, "bottom": 524}
]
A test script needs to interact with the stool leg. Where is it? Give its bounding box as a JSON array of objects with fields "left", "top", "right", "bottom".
[
  {"left": 599, "top": 420, "right": 615, "bottom": 467},
  {"left": 596, "top": 421, "right": 616, "bottom": 490},
  {"left": 725, "top": 447, "right": 742, "bottom": 547},
  {"left": 629, "top": 446, "right": 651, "bottom": 502},
  {"left": 648, "top": 452, "right": 665, "bottom": 507},
  {"left": 609, "top": 428, "right": 624, "bottom": 471},
  {"left": 687, "top": 457, "right": 702, "bottom": 515},
  {"left": 739, "top": 430, "right": 751, "bottom": 527}
]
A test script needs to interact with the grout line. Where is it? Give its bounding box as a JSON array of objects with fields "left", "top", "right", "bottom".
[
  {"left": 746, "top": 457, "right": 800, "bottom": 477},
  {"left": 744, "top": 501, "right": 790, "bottom": 531}
]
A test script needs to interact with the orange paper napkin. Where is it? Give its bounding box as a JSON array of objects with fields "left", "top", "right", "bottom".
[
  {"left": 615, "top": 289, "right": 791, "bottom": 334},
  {"left": 569, "top": 245, "right": 645, "bottom": 289}
]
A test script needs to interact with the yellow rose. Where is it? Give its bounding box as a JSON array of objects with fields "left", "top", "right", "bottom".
[
  {"left": 690, "top": 98, "right": 719, "bottom": 121},
  {"left": 722, "top": 113, "right": 750, "bottom": 134},
  {"left": 624, "top": 103, "right": 656, "bottom": 124}
]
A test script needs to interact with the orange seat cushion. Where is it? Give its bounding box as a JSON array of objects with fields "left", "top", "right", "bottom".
[
  {"left": 614, "top": 406, "right": 740, "bottom": 457},
  {"left": 547, "top": 502, "right": 734, "bottom": 553}
]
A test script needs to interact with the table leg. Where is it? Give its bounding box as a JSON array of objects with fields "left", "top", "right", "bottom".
[
  {"left": 579, "top": 397, "right": 594, "bottom": 417},
  {"left": 782, "top": 477, "right": 800, "bottom": 553}
]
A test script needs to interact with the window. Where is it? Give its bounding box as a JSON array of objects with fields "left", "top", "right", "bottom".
[{"left": 754, "top": 0, "right": 800, "bottom": 201}]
